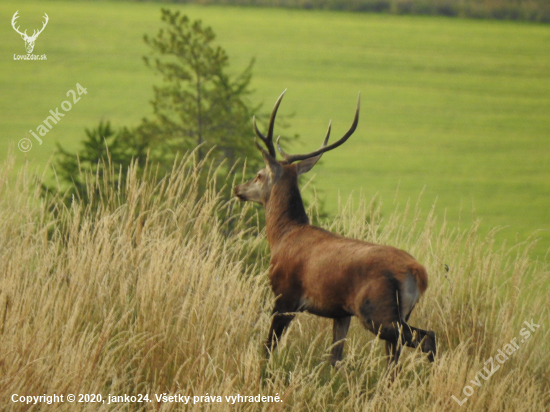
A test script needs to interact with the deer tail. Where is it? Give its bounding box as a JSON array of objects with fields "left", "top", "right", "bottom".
[{"left": 409, "top": 262, "right": 428, "bottom": 295}]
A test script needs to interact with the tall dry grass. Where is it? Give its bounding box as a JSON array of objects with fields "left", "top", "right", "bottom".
[{"left": 0, "top": 151, "right": 548, "bottom": 411}]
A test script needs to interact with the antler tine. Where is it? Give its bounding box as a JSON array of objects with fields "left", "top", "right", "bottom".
[
  {"left": 253, "top": 116, "right": 273, "bottom": 156},
  {"left": 11, "top": 11, "right": 26, "bottom": 36},
  {"left": 277, "top": 120, "right": 331, "bottom": 163},
  {"left": 254, "top": 137, "right": 271, "bottom": 159},
  {"left": 282, "top": 94, "right": 359, "bottom": 164},
  {"left": 39, "top": 13, "right": 49, "bottom": 31},
  {"left": 253, "top": 89, "right": 287, "bottom": 157},
  {"left": 322, "top": 120, "right": 332, "bottom": 147},
  {"left": 11, "top": 10, "right": 18, "bottom": 25},
  {"left": 31, "top": 13, "right": 48, "bottom": 39},
  {"left": 275, "top": 135, "right": 287, "bottom": 158}
]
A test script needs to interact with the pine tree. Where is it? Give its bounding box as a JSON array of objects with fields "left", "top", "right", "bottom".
[
  {"left": 48, "top": 9, "right": 292, "bottom": 208},
  {"left": 138, "top": 9, "right": 263, "bottom": 173}
]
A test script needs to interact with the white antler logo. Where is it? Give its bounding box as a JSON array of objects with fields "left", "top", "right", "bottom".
[{"left": 11, "top": 11, "right": 49, "bottom": 54}]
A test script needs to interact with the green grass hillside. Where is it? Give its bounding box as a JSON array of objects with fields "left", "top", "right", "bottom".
[{"left": 1, "top": 0, "right": 549, "bottom": 259}]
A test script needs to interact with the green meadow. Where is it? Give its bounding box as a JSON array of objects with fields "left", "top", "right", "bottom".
[{"left": 1, "top": 0, "right": 549, "bottom": 259}]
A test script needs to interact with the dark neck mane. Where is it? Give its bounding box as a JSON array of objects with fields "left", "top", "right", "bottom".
[{"left": 265, "top": 167, "right": 309, "bottom": 244}]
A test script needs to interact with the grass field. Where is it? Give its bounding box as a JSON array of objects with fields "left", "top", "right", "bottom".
[
  {"left": 0, "top": 154, "right": 548, "bottom": 411},
  {"left": 1, "top": 0, "right": 549, "bottom": 261}
]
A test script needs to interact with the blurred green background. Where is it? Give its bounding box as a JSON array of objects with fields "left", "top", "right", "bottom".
[{"left": 1, "top": 0, "right": 549, "bottom": 260}]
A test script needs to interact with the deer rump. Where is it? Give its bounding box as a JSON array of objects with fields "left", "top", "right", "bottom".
[{"left": 269, "top": 226, "right": 427, "bottom": 325}]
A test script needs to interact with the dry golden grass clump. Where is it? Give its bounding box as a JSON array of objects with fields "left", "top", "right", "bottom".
[{"left": 0, "top": 152, "right": 548, "bottom": 411}]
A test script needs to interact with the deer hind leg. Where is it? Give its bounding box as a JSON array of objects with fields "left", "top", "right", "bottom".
[
  {"left": 357, "top": 294, "right": 401, "bottom": 369},
  {"left": 358, "top": 306, "right": 433, "bottom": 375},
  {"left": 401, "top": 324, "right": 436, "bottom": 362},
  {"left": 357, "top": 278, "right": 436, "bottom": 365},
  {"left": 376, "top": 323, "right": 436, "bottom": 362},
  {"left": 399, "top": 306, "right": 437, "bottom": 361},
  {"left": 331, "top": 316, "right": 351, "bottom": 367},
  {"left": 384, "top": 339, "right": 402, "bottom": 382},
  {"left": 384, "top": 335, "right": 402, "bottom": 364},
  {"left": 265, "top": 307, "right": 295, "bottom": 359}
]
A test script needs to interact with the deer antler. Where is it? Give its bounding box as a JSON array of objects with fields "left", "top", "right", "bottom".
[
  {"left": 11, "top": 11, "right": 48, "bottom": 40},
  {"left": 253, "top": 89, "right": 287, "bottom": 158},
  {"left": 29, "top": 13, "right": 49, "bottom": 40},
  {"left": 276, "top": 94, "right": 360, "bottom": 164},
  {"left": 276, "top": 121, "right": 332, "bottom": 162},
  {"left": 11, "top": 11, "right": 27, "bottom": 38}
]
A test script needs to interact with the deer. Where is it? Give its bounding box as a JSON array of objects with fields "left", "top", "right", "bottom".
[
  {"left": 11, "top": 11, "right": 49, "bottom": 54},
  {"left": 234, "top": 91, "right": 436, "bottom": 374}
]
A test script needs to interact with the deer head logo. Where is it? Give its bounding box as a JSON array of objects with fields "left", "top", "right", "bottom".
[{"left": 11, "top": 11, "right": 49, "bottom": 54}]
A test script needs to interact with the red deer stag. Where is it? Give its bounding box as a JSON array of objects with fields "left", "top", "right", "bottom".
[{"left": 234, "top": 91, "right": 436, "bottom": 371}]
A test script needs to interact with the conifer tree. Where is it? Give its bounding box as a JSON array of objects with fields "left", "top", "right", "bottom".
[{"left": 138, "top": 8, "right": 263, "bottom": 173}]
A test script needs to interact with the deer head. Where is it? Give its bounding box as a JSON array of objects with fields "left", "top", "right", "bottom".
[
  {"left": 12, "top": 11, "right": 49, "bottom": 54},
  {"left": 235, "top": 90, "right": 360, "bottom": 206}
]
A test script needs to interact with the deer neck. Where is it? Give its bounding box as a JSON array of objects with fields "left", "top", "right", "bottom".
[{"left": 265, "top": 174, "right": 309, "bottom": 245}]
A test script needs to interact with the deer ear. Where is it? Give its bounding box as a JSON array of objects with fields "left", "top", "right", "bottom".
[
  {"left": 296, "top": 154, "right": 321, "bottom": 176},
  {"left": 261, "top": 150, "right": 283, "bottom": 181}
]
